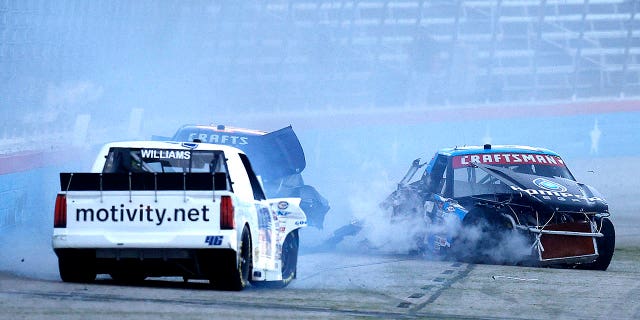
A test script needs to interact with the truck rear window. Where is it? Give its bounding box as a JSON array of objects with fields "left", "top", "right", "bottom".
[{"left": 103, "top": 148, "right": 229, "bottom": 175}]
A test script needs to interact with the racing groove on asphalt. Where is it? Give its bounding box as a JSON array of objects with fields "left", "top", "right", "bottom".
[
  {"left": 0, "top": 269, "right": 483, "bottom": 320},
  {"left": 2, "top": 288, "right": 483, "bottom": 320},
  {"left": 0, "top": 256, "right": 486, "bottom": 320}
]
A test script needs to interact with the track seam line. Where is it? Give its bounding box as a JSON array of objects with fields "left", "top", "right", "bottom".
[{"left": 408, "top": 263, "right": 476, "bottom": 315}]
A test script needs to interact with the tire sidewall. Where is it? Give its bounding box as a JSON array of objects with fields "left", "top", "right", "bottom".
[
  {"left": 237, "top": 225, "right": 252, "bottom": 289},
  {"left": 280, "top": 230, "right": 299, "bottom": 285}
]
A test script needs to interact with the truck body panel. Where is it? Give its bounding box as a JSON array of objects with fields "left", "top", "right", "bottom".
[{"left": 53, "top": 141, "right": 306, "bottom": 288}]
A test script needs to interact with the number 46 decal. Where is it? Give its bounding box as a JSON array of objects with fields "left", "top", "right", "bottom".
[{"left": 205, "top": 235, "right": 224, "bottom": 246}]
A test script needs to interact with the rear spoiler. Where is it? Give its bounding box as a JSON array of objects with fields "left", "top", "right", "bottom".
[{"left": 60, "top": 172, "right": 230, "bottom": 192}]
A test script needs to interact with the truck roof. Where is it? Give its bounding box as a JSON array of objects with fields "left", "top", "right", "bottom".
[
  {"left": 176, "top": 124, "right": 267, "bottom": 137},
  {"left": 99, "top": 141, "right": 245, "bottom": 154},
  {"left": 91, "top": 141, "right": 247, "bottom": 173},
  {"left": 437, "top": 145, "right": 561, "bottom": 157}
]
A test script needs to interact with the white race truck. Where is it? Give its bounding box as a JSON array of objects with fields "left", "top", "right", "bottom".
[{"left": 52, "top": 141, "right": 307, "bottom": 290}]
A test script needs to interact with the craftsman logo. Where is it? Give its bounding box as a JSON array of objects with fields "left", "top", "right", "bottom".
[
  {"left": 188, "top": 133, "right": 249, "bottom": 145},
  {"left": 205, "top": 235, "right": 224, "bottom": 246},
  {"left": 453, "top": 153, "right": 566, "bottom": 169},
  {"left": 533, "top": 178, "right": 567, "bottom": 192},
  {"left": 140, "top": 149, "right": 191, "bottom": 160}
]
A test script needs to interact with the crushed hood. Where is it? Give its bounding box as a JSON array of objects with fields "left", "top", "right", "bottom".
[
  {"left": 475, "top": 163, "right": 608, "bottom": 213},
  {"left": 172, "top": 125, "right": 306, "bottom": 179},
  {"left": 243, "top": 126, "right": 306, "bottom": 179}
]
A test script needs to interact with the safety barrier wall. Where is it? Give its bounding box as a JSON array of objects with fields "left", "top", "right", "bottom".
[
  {"left": 0, "top": 149, "right": 93, "bottom": 230},
  {"left": 0, "top": 166, "right": 51, "bottom": 229}
]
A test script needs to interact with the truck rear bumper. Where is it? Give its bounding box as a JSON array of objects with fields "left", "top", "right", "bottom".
[
  {"left": 54, "top": 247, "right": 240, "bottom": 280},
  {"left": 52, "top": 230, "right": 238, "bottom": 250}
]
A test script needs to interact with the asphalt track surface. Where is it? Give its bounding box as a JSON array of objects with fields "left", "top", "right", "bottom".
[{"left": 1, "top": 247, "right": 639, "bottom": 320}]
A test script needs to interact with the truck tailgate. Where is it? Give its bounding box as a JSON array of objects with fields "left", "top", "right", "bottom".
[{"left": 57, "top": 190, "right": 232, "bottom": 248}]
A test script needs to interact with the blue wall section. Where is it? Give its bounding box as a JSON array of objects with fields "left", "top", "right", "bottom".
[
  {"left": 0, "top": 171, "right": 30, "bottom": 228},
  {"left": 0, "top": 164, "right": 77, "bottom": 230}
]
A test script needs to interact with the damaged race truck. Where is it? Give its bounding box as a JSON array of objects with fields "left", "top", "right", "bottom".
[
  {"left": 383, "top": 144, "right": 615, "bottom": 270},
  {"left": 167, "top": 124, "right": 330, "bottom": 229},
  {"left": 52, "top": 141, "right": 307, "bottom": 290}
]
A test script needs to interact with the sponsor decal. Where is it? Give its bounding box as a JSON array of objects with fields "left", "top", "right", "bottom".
[
  {"left": 257, "top": 206, "right": 273, "bottom": 257},
  {"left": 533, "top": 178, "right": 568, "bottom": 192},
  {"left": 205, "top": 235, "right": 224, "bottom": 246},
  {"left": 276, "top": 211, "right": 289, "bottom": 216},
  {"left": 452, "top": 153, "right": 565, "bottom": 169},
  {"left": 277, "top": 201, "right": 289, "bottom": 210},
  {"left": 434, "top": 235, "right": 450, "bottom": 248},
  {"left": 294, "top": 220, "right": 307, "bottom": 226},
  {"left": 188, "top": 133, "right": 249, "bottom": 145},
  {"left": 140, "top": 149, "right": 191, "bottom": 160},
  {"left": 74, "top": 204, "right": 211, "bottom": 225},
  {"left": 509, "top": 186, "right": 604, "bottom": 202},
  {"left": 257, "top": 206, "right": 272, "bottom": 229}
]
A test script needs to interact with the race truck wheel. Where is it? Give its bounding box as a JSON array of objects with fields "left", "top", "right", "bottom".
[
  {"left": 213, "top": 225, "right": 252, "bottom": 291},
  {"left": 452, "top": 208, "right": 528, "bottom": 265},
  {"left": 279, "top": 230, "right": 299, "bottom": 287},
  {"left": 577, "top": 217, "right": 615, "bottom": 271},
  {"left": 57, "top": 249, "right": 96, "bottom": 283}
]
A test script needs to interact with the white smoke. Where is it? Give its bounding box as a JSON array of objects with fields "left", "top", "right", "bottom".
[
  {"left": 323, "top": 158, "right": 535, "bottom": 265},
  {"left": 27, "top": 81, "right": 104, "bottom": 124},
  {"left": 0, "top": 225, "right": 60, "bottom": 280},
  {"left": 452, "top": 221, "right": 534, "bottom": 265}
]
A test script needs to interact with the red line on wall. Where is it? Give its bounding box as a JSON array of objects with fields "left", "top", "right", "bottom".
[{"left": 0, "top": 149, "right": 79, "bottom": 175}]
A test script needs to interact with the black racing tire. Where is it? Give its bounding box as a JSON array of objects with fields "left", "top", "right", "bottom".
[
  {"left": 451, "top": 211, "right": 496, "bottom": 264},
  {"left": 57, "top": 250, "right": 96, "bottom": 283},
  {"left": 214, "top": 225, "right": 252, "bottom": 291},
  {"left": 452, "top": 209, "right": 520, "bottom": 265},
  {"left": 578, "top": 217, "right": 615, "bottom": 271},
  {"left": 280, "top": 230, "right": 299, "bottom": 286},
  {"left": 252, "top": 230, "right": 299, "bottom": 289}
]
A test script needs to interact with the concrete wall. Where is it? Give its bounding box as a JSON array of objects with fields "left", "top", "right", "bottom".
[{"left": 0, "top": 152, "right": 90, "bottom": 230}]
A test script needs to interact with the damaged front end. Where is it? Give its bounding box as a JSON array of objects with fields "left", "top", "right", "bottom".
[{"left": 463, "top": 163, "right": 615, "bottom": 269}]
